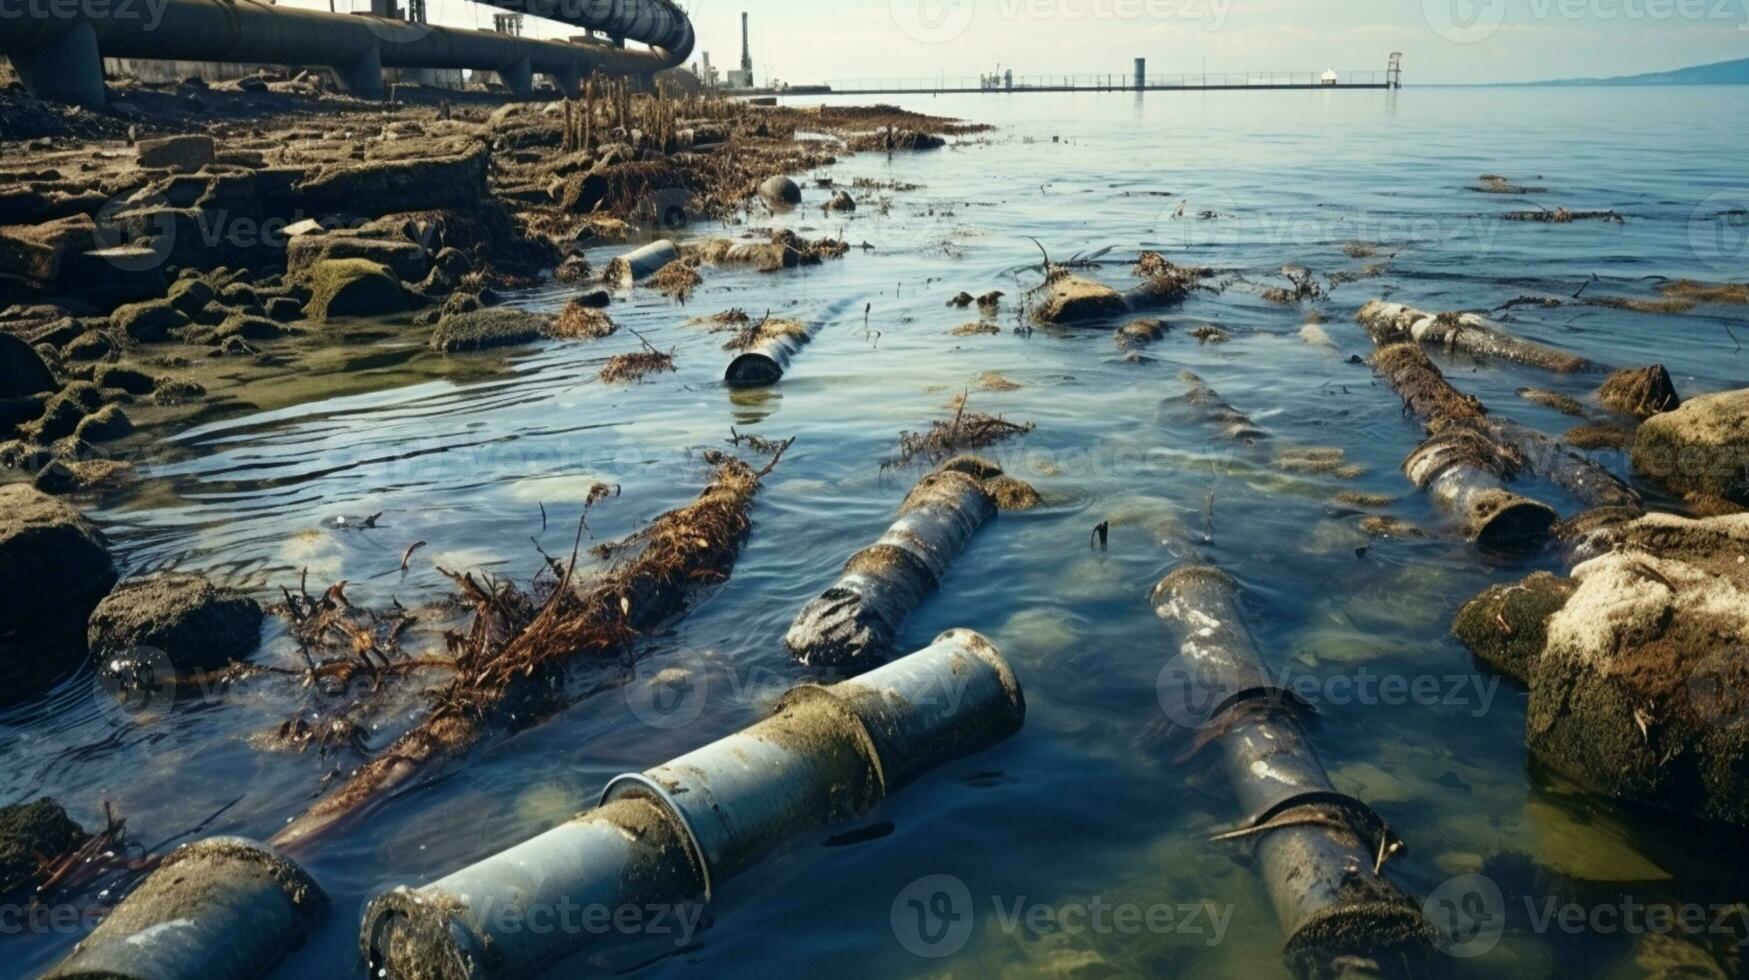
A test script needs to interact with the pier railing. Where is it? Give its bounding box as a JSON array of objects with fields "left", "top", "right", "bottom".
[{"left": 823, "top": 70, "right": 1392, "bottom": 93}]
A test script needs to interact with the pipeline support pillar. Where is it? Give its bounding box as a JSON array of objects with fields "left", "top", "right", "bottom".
[
  {"left": 333, "top": 45, "right": 385, "bottom": 99},
  {"left": 501, "top": 55, "right": 534, "bottom": 97},
  {"left": 8, "top": 23, "right": 105, "bottom": 109}
]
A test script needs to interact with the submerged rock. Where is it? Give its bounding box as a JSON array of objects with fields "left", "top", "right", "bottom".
[
  {"left": 302, "top": 259, "right": 406, "bottom": 323},
  {"left": 1526, "top": 512, "right": 1749, "bottom": 827},
  {"left": 430, "top": 308, "right": 550, "bottom": 352},
  {"left": 87, "top": 573, "right": 263, "bottom": 672},
  {"left": 0, "top": 334, "right": 55, "bottom": 400},
  {"left": 0, "top": 485, "right": 116, "bottom": 701},
  {"left": 110, "top": 299, "right": 187, "bottom": 343},
  {"left": 286, "top": 233, "right": 430, "bottom": 283},
  {"left": 1032, "top": 275, "right": 1127, "bottom": 325},
  {"left": 1631, "top": 388, "right": 1749, "bottom": 503}
]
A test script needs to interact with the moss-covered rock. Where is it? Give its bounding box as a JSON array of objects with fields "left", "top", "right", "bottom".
[
  {"left": 109, "top": 299, "right": 188, "bottom": 343},
  {"left": 1452, "top": 571, "right": 1576, "bottom": 684},
  {"left": 74, "top": 404, "right": 132, "bottom": 443},
  {"left": 429, "top": 309, "right": 551, "bottom": 353},
  {"left": 301, "top": 259, "right": 406, "bottom": 323},
  {"left": 1526, "top": 512, "right": 1749, "bottom": 827},
  {"left": 0, "top": 485, "right": 116, "bottom": 702},
  {"left": 1632, "top": 388, "right": 1749, "bottom": 503},
  {"left": 0, "top": 798, "right": 85, "bottom": 894},
  {"left": 87, "top": 572, "right": 263, "bottom": 672},
  {"left": 165, "top": 276, "right": 215, "bottom": 316},
  {"left": 286, "top": 233, "right": 431, "bottom": 282},
  {"left": 0, "top": 334, "right": 55, "bottom": 400}
]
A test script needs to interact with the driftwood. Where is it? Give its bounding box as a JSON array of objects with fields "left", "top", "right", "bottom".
[
  {"left": 271, "top": 451, "right": 784, "bottom": 849},
  {"left": 1358, "top": 300, "right": 1598, "bottom": 374}
]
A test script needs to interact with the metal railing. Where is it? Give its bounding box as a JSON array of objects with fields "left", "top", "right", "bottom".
[{"left": 825, "top": 70, "right": 1392, "bottom": 92}]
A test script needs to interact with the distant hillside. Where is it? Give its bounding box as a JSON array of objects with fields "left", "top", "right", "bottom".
[{"left": 1536, "top": 56, "right": 1749, "bottom": 86}]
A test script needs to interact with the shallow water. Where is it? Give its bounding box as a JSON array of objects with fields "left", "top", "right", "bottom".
[{"left": 6, "top": 85, "right": 1749, "bottom": 977}]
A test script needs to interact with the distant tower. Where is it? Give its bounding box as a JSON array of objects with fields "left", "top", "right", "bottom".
[
  {"left": 740, "top": 12, "right": 752, "bottom": 73},
  {"left": 1387, "top": 52, "right": 1403, "bottom": 89}
]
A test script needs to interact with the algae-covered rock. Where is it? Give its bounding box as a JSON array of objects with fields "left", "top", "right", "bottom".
[
  {"left": 0, "top": 485, "right": 116, "bottom": 701},
  {"left": 430, "top": 308, "right": 550, "bottom": 353},
  {"left": 1452, "top": 572, "right": 1576, "bottom": 684},
  {"left": 74, "top": 404, "right": 132, "bottom": 443},
  {"left": 302, "top": 259, "right": 406, "bottom": 323},
  {"left": 0, "top": 334, "right": 55, "bottom": 399},
  {"left": 1597, "top": 365, "right": 1680, "bottom": 419},
  {"left": 1032, "top": 275, "right": 1128, "bottom": 326},
  {"left": 87, "top": 572, "right": 262, "bottom": 671},
  {"left": 293, "top": 142, "right": 490, "bottom": 216},
  {"left": 1526, "top": 512, "right": 1749, "bottom": 827},
  {"left": 286, "top": 233, "right": 431, "bottom": 283},
  {"left": 757, "top": 175, "right": 801, "bottom": 206},
  {"left": 1631, "top": 388, "right": 1749, "bottom": 503},
  {"left": 110, "top": 299, "right": 187, "bottom": 343},
  {"left": 0, "top": 798, "right": 86, "bottom": 893},
  {"left": 165, "top": 275, "right": 215, "bottom": 316}
]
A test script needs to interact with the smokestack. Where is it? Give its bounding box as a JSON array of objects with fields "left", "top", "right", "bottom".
[{"left": 740, "top": 11, "right": 751, "bottom": 71}]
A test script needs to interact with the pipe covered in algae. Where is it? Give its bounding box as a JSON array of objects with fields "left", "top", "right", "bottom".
[
  {"left": 1402, "top": 432, "right": 1557, "bottom": 548},
  {"left": 1357, "top": 300, "right": 1599, "bottom": 374},
  {"left": 1151, "top": 565, "right": 1433, "bottom": 979},
  {"left": 44, "top": 837, "right": 326, "bottom": 980},
  {"left": 785, "top": 461, "right": 1003, "bottom": 670},
  {"left": 604, "top": 239, "right": 679, "bottom": 285},
  {"left": 360, "top": 630, "right": 1024, "bottom": 980}
]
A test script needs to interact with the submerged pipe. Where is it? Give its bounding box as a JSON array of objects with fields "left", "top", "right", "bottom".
[
  {"left": 0, "top": 0, "right": 691, "bottom": 107},
  {"left": 45, "top": 837, "right": 326, "bottom": 980},
  {"left": 1357, "top": 300, "right": 1598, "bottom": 374},
  {"left": 725, "top": 320, "right": 816, "bottom": 387},
  {"left": 785, "top": 465, "right": 998, "bottom": 669},
  {"left": 361, "top": 631, "right": 1025, "bottom": 980},
  {"left": 1151, "top": 565, "right": 1432, "bottom": 978},
  {"left": 605, "top": 239, "right": 680, "bottom": 285},
  {"left": 1403, "top": 433, "right": 1557, "bottom": 548}
]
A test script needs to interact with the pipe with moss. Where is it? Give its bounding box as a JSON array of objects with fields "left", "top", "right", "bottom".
[
  {"left": 785, "top": 462, "right": 1001, "bottom": 670},
  {"left": 1357, "top": 300, "right": 1599, "bottom": 374},
  {"left": 360, "top": 630, "right": 1025, "bottom": 980},
  {"left": 1151, "top": 564, "right": 1433, "bottom": 979},
  {"left": 43, "top": 838, "right": 326, "bottom": 980},
  {"left": 725, "top": 319, "right": 816, "bottom": 387}
]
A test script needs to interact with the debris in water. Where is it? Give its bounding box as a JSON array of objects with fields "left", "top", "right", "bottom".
[
  {"left": 600, "top": 351, "right": 675, "bottom": 383},
  {"left": 973, "top": 371, "right": 1022, "bottom": 392},
  {"left": 1470, "top": 174, "right": 1547, "bottom": 194},
  {"left": 645, "top": 260, "right": 702, "bottom": 302},
  {"left": 1190, "top": 325, "right": 1230, "bottom": 344},
  {"left": 887, "top": 401, "right": 1035, "bottom": 468},
  {"left": 1563, "top": 423, "right": 1632, "bottom": 450},
  {"left": 1503, "top": 207, "right": 1624, "bottom": 224},
  {"left": 1657, "top": 279, "right": 1749, "bottom": 305},
  {"left": 1517, "top": 388, "right": 1589, "bottom": 417},
  {"left": 552, "top": 299, "right": 617, "bottom": 339},
  {"left": 950, "top": 321, "right": 1000, "bottom": 337}
]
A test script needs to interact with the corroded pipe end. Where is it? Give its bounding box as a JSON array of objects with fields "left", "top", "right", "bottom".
[
  {"left": 47, "top": 837, "right": 326, "bottom": 980},
  {"left": 725, "top": 351, "right": 783, "bottom": 387},
  {"left": 1468, "top": 491, "right": 1558, "bottom": 550},
  {"left": 1283, "top": 900, "right": 1436, "bottom": 980}
]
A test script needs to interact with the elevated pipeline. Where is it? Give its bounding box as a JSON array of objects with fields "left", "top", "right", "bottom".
[{"left": 0, "top": 0, "right": 692, "bottom": 108}]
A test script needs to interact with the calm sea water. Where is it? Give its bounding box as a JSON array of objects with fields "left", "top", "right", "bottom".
[{"left": 6, "top": 85, "right": 1749, "bottom": 978}]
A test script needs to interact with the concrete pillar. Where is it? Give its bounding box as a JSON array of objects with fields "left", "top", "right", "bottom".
[
  {"left": 1134, "top": 57, "right": 1146, "bottom": 91},
  {"left": 9, "top": 23, "right": 106, "bottom": 109},
  {"left": 500, "top": 56, "right": 533, "bottom": 97},
  {"left": 551, "top": 64, "right": 582, "bottom": 98},
  {"left": 333, "top": 45, "right": 385, "bottom": 99}
]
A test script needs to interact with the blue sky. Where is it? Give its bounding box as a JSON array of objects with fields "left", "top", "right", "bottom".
[{"left": 306, "top": 0, "right": 1749, "bottom": 85}]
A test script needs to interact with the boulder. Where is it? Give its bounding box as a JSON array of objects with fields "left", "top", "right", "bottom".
[
  {"left": 293, "top": 142, "right": 490, "bottom": 217},
  {"left": 302, "top": 259, "right": 406, "bottom": 323},
  {"left": 87, "top": 572, "right": 263, "bottom": 672},
  {"left": 1632, "top": 388, "right": 1749, "bottom": 503},
  {"left": 165, "top": 276, "right": 215, "bottom": 316},
  {"left": 757, "top": 175, "right": 802, "bottom": 206},
  {"left": 0, "top": 334, "right": 55, "bottom": 399},
  {"left": 74, "top": 404, "right": 131, "bottom": 443},
  {"left": 61, "top": 330, "right": 117, "bottom": 362},
  {"left": 827, "top": 189, "right": 856, "bottom": 212},
  {"left": 110, "top": 299, "right": 188, "bottom": 343},
  {"left": 21, "top": 383, "right": 102, "bottom": 443},
  {"left": 1598, "top": 365, "right": 1681, "bottom": 419},
  {"left": 1527, "top": 513, "right": 1749, "bottom": 827},
  {"left": 264, "top": 296, "right": 302, "bottom": 323},
  {"left": 0, "top": 395, "right": 46, "bottom": 432},
  {"left": 92, "top": 364, "right": 156, "bottom": 395},
  {"left": 0, "top": 215, "right": 96, "bottom": 290},
  {"left": 286, "top": 233, "right": 431, "bottom": 283},
  {"left": 135, "top": 135, "right": 215, "bottom": 173},
  {"left": 1452, "top": 572, "right": 1577, "bottom": 685},
  {"left": 1032, "top": 275, "right": 1128, "bottom": 325},
  {"left": 430, "top": 309, "right": 551, "bottom": 353},
  {"left": 0, "top": 485, "right": 116, "bottom": 701}
]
